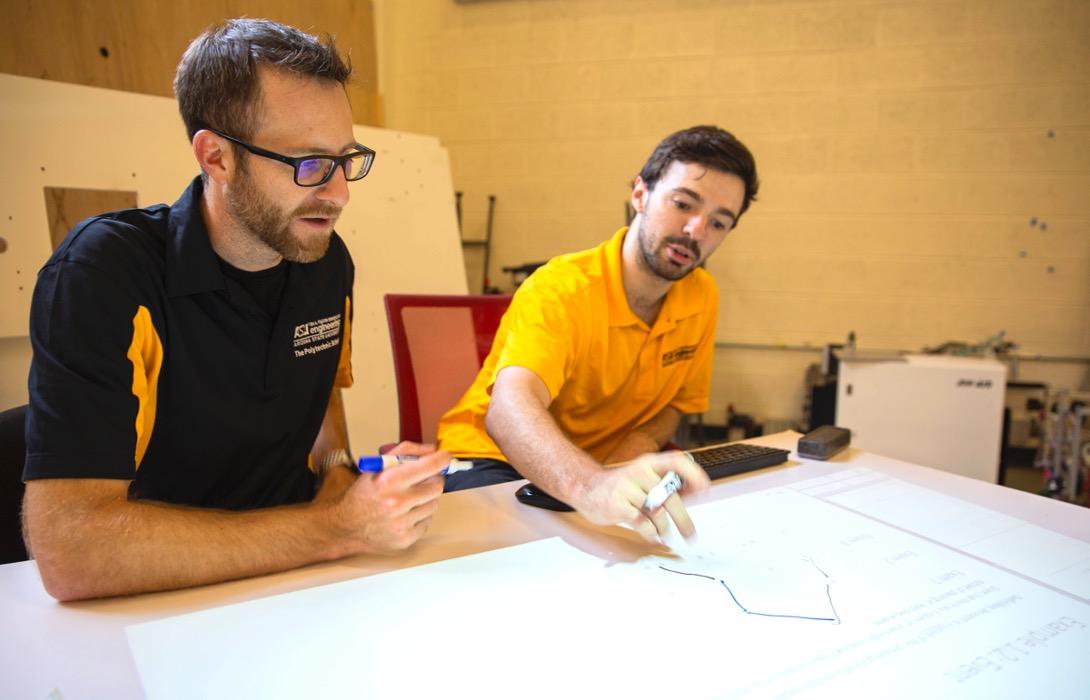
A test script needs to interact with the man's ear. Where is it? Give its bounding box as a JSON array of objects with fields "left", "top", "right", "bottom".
[
  {"left": 192, "top": 130, "right": 233, "bottom": 184},
  {"left": 631, "top": 176, "right": 650, "bottom": 214}
]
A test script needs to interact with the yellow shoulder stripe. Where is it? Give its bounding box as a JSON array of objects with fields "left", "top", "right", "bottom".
[{"left": 126, "top": 305, "right": 163, "bottom": 469}]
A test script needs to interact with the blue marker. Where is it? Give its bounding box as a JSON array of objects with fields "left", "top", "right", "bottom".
[{"left": 356, "top": 454, "right": 474, "bottom": 475}]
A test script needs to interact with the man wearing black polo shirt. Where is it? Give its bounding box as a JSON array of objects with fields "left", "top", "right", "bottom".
[{"left": 22, "top": 19, "right": 450, "bottom": 601}]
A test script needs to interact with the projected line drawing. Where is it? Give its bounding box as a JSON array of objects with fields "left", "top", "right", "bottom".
[{"left": 659, "top": 557, "right": 841, "bottom": 624}]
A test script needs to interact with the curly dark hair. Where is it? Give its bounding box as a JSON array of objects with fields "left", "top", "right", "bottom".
[{"left": 638, "top": 125, "right": 759, "bottom": 218}]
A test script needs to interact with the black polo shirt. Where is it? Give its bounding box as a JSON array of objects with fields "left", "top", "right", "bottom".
[{"left": 25, "top": 177, "right": 354, "bottom": 510}]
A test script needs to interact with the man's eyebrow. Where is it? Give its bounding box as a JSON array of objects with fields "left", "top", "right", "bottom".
[
  {"left": 673, "top": 186, "right": 738, "bottom": 221},
  {"left": 294, "top": 141, "right": 361, "bottom": 155}
]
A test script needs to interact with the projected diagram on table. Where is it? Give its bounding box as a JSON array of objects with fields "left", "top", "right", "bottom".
[
  {"left": 658, "top": 555, "right": 841, "bottom": 624},
  {"left": 127, "top": 483, "right": 1090, "bottom": 700}
]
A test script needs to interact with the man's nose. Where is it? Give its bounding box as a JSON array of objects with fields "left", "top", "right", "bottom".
[
  {"left": 682, "top": 215, "right": 707, "bottom": 239},
  {"left": 315, "top": 166, "right": 351, "bottom": 208}
]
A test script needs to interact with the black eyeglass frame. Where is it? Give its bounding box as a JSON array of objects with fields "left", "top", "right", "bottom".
[{"left": 205, "top": 128, "right": 376, "bottom": 187}]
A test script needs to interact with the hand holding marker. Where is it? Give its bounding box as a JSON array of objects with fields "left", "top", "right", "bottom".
[
  {"left": 642, "top": 471, "right": 683, "bottom": 512},
  {"left": 356, "top": 454, "right": 474, "bottom": 475},
  {"left": 641, "top": 452, "right": 703, "bottom": 511}
]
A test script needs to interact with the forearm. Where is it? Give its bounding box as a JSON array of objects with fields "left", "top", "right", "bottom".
[
  {"left": 24, "top": 478, "right": 348, "bottom": 601},
  {"left": 604, "top": 406, "right": 683, "bottom": 465},
  {"left": 485, "top": 369, "right": 711, "bottom": 538},
  {"left": 485, "top": 381, "right": 601, "bottom": 504}
]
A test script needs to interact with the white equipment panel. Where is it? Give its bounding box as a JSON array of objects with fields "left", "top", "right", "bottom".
[{"left": 836, "top": 354, "right": 1007, "bottom": 482}]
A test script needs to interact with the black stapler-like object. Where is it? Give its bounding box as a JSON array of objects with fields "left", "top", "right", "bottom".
[
  {"left": 515, "top": 483, "right": 574, "bottom": 512},
  {"left": 798, "top": 425, "right": 851, "bottom": 460}
]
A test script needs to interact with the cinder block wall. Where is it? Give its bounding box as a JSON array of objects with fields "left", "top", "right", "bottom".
[{"left": 376, "top": 0, "right": 1090, "bottom": 427}]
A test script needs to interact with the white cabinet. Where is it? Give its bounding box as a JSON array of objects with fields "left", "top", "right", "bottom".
[{"left": 836, "top": 354, "right": 1007, "bottom": 483}]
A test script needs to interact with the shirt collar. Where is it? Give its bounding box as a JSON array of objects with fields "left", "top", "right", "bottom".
[
  {"left": 603, "top": 226, "right": 640, "bottom": 327},
  {"left": 166, "top": 176, "right": 227, "bottom": 298},
  {"left": 604, "top": 226, "right": 707, "bottom": 334}
]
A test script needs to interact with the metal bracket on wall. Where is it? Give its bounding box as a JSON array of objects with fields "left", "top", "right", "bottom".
[{"left": 458, "top": 193, "right": 497, "bottom": 294}]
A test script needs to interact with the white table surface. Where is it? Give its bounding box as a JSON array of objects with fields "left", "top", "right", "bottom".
[{"left": 3, "top": 431, "right": 1088, "bottom": 699}]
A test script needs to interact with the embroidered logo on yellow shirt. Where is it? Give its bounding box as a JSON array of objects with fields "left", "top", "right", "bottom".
[{"left": 662, "top": 344, "right": 697, "bottom": 367}]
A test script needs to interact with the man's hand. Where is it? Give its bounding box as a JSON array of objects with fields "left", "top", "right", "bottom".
[
  {"left": 487, "top": 366, "right": 709, "bottom": 542},
  {"left": 384, "top": 441, "right": 437, "bottom": 459},
  {"left": 327, "top": 447, "right": 448, "bottom": 556},
  {"left": 24, "top": 441, "right": 452, "bottom": 601},
  {"left": 575, "top": 451, "right": 710, "bottom": 542}
]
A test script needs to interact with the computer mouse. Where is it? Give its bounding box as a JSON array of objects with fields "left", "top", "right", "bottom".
[{"left": 515, "top": 483, "right": 574, "bottom": 512}]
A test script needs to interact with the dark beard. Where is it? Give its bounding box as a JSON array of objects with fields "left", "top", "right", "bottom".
[
  {"left": 227, "top": 162, "right": 340, "bottom": 263},
  {"left": 636, "top": 218, "right": 701, "bottom": 282}
]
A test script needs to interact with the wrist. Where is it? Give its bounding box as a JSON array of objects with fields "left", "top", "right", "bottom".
[
  {"left": 559, "top": 456, "right": 607, "bottom": 505},
  {"left": 605, "top": 432, "right": 659, "bottom": 466},
  {"left": 314, "top": 474, "right": 357, "bottom": 561},
  {"left": 633, "top": 430, "right": 663, "bottom": 452},
  {"left": 318, "top": 448, "right": 356, "bottom": 477},
  {"left": 313, "top": 448, "right": 356, "bottom": 511}
]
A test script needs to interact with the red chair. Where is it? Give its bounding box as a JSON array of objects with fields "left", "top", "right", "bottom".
[
  {"left": 384, "top": 294, "right": 512, "bottom": 444},
  {"left": 0, "top": 404, "right": 28, "bottom": 563}
]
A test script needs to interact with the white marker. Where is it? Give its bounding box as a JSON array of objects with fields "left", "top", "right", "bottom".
[{"left": 642, "top": 471, "right": 682, "bottom": 512}]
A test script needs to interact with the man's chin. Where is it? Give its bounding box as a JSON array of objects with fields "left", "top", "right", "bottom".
[
  {"left": 283, "top": 241, "right": 331, "bottom": 263},
  {"left": 274, "top": 232, "right": 332, "bottom": 263},
  {"left": 659, "top": 269, "right": 691, "bottom": 282},
  {"left": 654, "top": 256, "right": 697, "bottom": 282}
]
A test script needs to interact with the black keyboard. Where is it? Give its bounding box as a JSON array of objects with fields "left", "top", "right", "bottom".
[
  {"left": 686, "top": 442, "right": 790, "bottom": 480},
  {"left": 515, "top": 442, "right": 790, "bottom": 512}
]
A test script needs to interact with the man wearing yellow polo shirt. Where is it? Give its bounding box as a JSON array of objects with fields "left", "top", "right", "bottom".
[{"left": 437, "top": 125, "right": 759, "bottom": 542}]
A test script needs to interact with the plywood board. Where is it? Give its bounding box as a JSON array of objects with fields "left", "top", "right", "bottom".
[
  {"left": 0, "top": 1, "right": 381, "bottom": 126},
  {"left": 44, "top": 187, "right": 139, "bottom": 251},
  {"left": 0, "top": 73, "right": 466, "bottom": 450}
]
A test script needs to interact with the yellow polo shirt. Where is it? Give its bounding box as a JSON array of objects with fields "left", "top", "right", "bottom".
[{"left": 436, "top": 226, "right": 717, "bottom": 463}]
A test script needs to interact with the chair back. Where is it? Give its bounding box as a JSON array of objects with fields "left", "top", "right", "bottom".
[
  {"left": 0, "top": 404, "right": 28, "bottom": 563},
  {"left": 384, "top": 294, "right": 512, "bottom": 444}
]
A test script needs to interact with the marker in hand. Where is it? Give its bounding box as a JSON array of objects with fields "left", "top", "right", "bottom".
[
  {"left": 642, "top": 471, "right": 682, "bottom": 512},
  {"left": 356, "top": 454, "right": 474, "bottom": 475}
]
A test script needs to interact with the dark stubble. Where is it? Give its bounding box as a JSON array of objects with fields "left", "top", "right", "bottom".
[{"left": 636, "top": 215, "right": 702, "bottom": 282}]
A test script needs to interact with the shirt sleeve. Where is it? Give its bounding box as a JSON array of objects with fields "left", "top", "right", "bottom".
[
  {"left": 333, "top": 242, "right": 354, "bottom": 389},
  {"left": 487, "top": 270, "right": 585, "bottom": 401},
  {"left": 669, "top": 281, "right": 718, "bottom": 414},
  {"left": 334, "top": 295, "right": 353, "bottom": 388},
  {"left": 25, "top": 255, "right": 153, "bottom": 481}
]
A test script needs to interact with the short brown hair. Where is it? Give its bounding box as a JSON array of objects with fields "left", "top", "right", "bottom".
[
  {"left": 638, "top": 125, "right": 759, "bottom": 218},
  {"left": 174, "top": 18, "right": 352, "bottom": 141}
]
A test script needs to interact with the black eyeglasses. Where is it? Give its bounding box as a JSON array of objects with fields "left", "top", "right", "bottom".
[{"left": 207, "top": 128, "right": 375, "bottom": 187}]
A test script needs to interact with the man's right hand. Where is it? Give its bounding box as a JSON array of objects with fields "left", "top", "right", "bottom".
[
  {"left": 573, "top": 451, "right": 710, "bottom": 543},
  {"left": 24, "top": 448, "right": 451, "bottom": 601},
  {"left": 328, "top": 449, "right": 449, "bottom": 556}
]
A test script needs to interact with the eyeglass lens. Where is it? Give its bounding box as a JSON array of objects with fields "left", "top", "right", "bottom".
[{"left": 296, "top": 153, "right": 370, "bottom": 186}]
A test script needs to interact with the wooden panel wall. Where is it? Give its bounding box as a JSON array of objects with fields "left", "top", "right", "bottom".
[
  {"left": 0, "top": 0, "right": 381, "bottom": 126},
  {"left": 0, "top": 73, "right": 467, "bottom": 448},
  {"left": 44, "top": 188, "right": 139, "bottom": 250}
]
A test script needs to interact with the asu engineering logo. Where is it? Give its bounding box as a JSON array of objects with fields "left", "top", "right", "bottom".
[
  {"left": 293, "top": 314, "right": 342, "bottom": 358},
  {"left": 662, "top": 344, "right": 697, "bottom": 368}
]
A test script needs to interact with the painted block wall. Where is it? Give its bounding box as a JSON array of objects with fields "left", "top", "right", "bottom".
[{"left": 376, "top": 0, "right": 1090, "bottom": 427}]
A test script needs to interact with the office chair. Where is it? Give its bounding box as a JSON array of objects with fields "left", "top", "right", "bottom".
[
  {"left": 0, "top": 404, "right": 29, "bottom": 563},
  {"left": 384, "top": 294, "right": 512, "bottom": 444}
]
